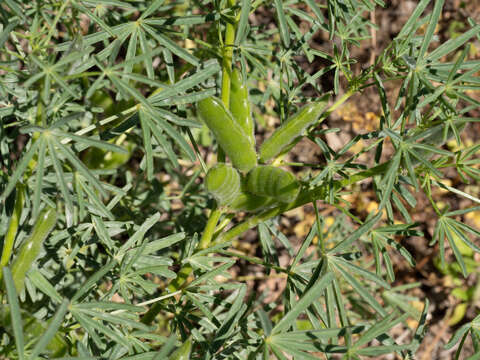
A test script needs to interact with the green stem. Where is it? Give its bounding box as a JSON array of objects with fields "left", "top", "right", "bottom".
[
  {"left": 337, "top": 162, "right": 390, "bottom": 188},
  {"left": 313, "top": 201, "right": 325, "bottom": 256},
  {"left": 167, "top": 264, "right": 193, "bottom": 293},
  {"left": 218, "top": 0, "right": 236, "bottom": 163},
  {"left": 199, "top": 208, "right": 223, "bottom": 249},
  {"left": 61, "top": 105, "right": 138, "bottom": 145},
  {"left": 324, "top": 90, "right": 354, "bottom": 115},
  {"left": 221, "top": 0, "right": 236, "bottom": 108},
  {"left": 0, "top": 185, "right": 24, "bottom": 281},
  {"left": 44, "top": 0, "right": 71, "bottom": 46},
  {"left": 423, "top": 176, "right": 442, "bottom": 216},
  {"left": 164, "top": 182, "right": 223, "bottom": 290}
]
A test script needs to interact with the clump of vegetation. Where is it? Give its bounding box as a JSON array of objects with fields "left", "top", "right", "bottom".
[{"left": 1, "top": 0, "right": 480, "bottom": 358}]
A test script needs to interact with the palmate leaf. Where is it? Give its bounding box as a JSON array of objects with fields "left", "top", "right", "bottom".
[
  {"left": 456, "top": 143, "right": 480, "bottom": 182},
  {"left": 1, "top": 124, "right": 126, "bottom": 225},
  {"left": 330, "top": 260, "right": 387, "bottom": 317},
  {"left": 94, "top": 59, "right": 201, "bottom": 171},
  {"left": 286, "top": 212, "right": 391, "bottom": 323},
  {"left": 290, "top": 213, "right": 390, "bottom": 326},
  {"left": 271, "top": 272, "right": 334, "bottom": 334},
  {"left": 373, "top": 120, "right": 457, "bottom": 217},
  {"left": 348, "top": 312, "right": 411, "bottom": 355},
  {"left": 267, "top": 308, "right": 413, "bottom": 359},
  {"left": 432, "top": 209, "right": 480, "bottom": 277},
  {"left": 67, "top": 249, "right": 164, "bottom": 350},
  {"left": 382, "top": 283, "right": 423, "bottom": 319},
  {"left": 63, "top": 0, "right": 200, "bottom": 77},
  {"left": 446, "top": 314, "right": 480, "bottom": 360},
  {"left": 25, "top": 53, "right": 83, "bottom": 101},
  {"left": 370, "top": 224, "right": 419, "bottom": 281},
  {"left": 391, "top": 0, "right": 480, "bottom": 124}
]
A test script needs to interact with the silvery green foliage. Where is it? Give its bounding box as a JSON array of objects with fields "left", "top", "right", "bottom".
[{"left": 1, "top": 0, "right": 480, "bottom": 358}]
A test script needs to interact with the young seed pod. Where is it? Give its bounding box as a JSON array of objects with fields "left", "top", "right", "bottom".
[
  {"left": 197, "top": 97, "right": 257, "bottom": 172},
  {"left": 229, "top": 189, "right": 271, "bottom": 212},
  {"left": 259, "top": 95, "right": 330, "bottom": 163},
  {"left": 11, "top": 206, "right": 57, "bottom": 293},
  {"left": 230, "top": 68, "right": 255, "bottom": 145},
  {"left": 246, "top": 165, "right": 300, "bottom": 203},
  {"left": 205, "top": 164, "right": 241, "bottom": 206}
]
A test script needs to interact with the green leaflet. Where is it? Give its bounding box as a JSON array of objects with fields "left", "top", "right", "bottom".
[
  {"left": 11, "top": 206, "right": 57, "bottom": 293},
  {"left": 246, "top": 165, "right": 300, "bottom": 203},
  {"left": 1, "top": 186, "right": 24, "bottom": 273},
  {"left": 230, "top": 68, "right": 255, "bottom": 145},
  {"left": 197, "top": 97, "right": 257, "bottom": 172},
  {"left": 259, "top": 95, "right": 330, "bottom": 163},
  {"left": 411, "top": 121, "right": 466, "bottom": 165}
]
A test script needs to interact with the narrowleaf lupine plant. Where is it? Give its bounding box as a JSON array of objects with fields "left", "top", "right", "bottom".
[{"left": 1, "top": 0, "right": 480, "bottom": 358}]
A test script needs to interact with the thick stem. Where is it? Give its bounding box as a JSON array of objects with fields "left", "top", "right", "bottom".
[
  {"left": 218, "top": 0, "right": 236, "bottom": 163},
  {"left": 199, "top": 208, "right": 223, "bottom": 249},
  {"left": 324, "top": 90, "right": 354, "bottom": 115},
  {"left": 221, "top": 12, "right": 236, "bottom": 108}
]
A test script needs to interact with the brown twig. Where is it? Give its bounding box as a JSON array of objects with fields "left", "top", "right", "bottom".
[{"left": 370, "top": 9, "right": 376, "bottom": 66}]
